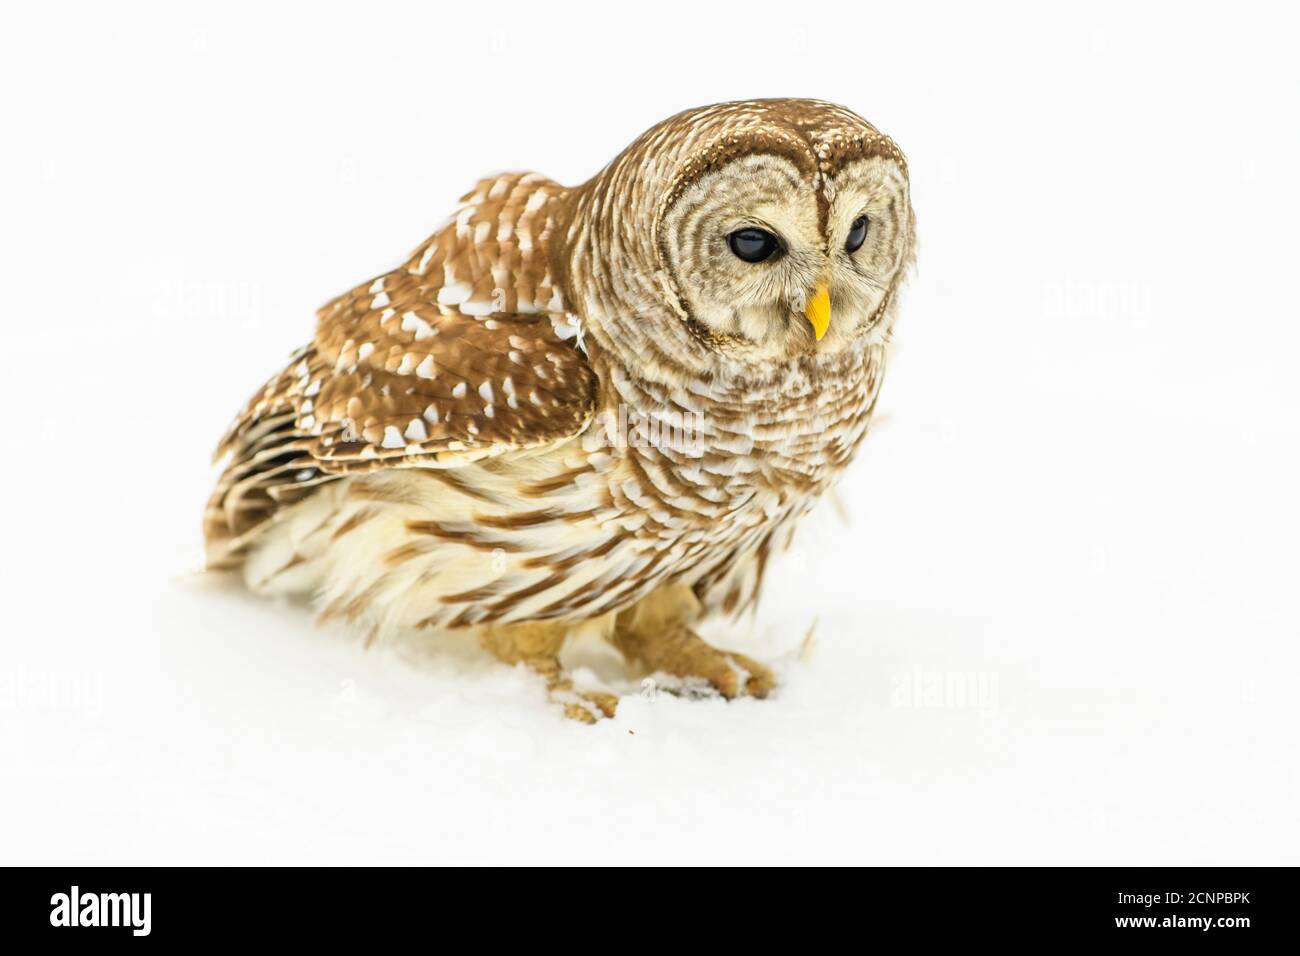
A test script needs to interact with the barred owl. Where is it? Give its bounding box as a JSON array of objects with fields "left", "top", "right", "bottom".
[{"left": 205, "top": 99, "right": 915, "bottom": 721}]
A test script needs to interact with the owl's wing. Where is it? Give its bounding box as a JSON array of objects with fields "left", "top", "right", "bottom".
[{"left": 204, "top": 173, "right": 596, "bottom": 567}]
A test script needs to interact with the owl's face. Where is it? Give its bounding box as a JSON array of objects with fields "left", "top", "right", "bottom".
[
  {"left": 567, "top": 100, "right": 912, "bottom": 379},
  {"left": 659, "top": 150, "right": 912, "bottom": 361}
]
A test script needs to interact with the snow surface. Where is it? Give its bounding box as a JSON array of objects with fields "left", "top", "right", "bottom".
[{"left": 2, "top": 3, "right": 1298, "bottom": 864}]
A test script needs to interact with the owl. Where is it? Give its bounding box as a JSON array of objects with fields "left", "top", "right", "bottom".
[{"left": 205, "top": 99, "right": 915, "bottom": 721}]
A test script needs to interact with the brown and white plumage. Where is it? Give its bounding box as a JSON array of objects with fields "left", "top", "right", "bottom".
[{"left": 204, "top": 99, "right": 915, "bottom": 714}]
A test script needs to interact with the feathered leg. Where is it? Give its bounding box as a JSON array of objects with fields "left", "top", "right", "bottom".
[
  {"left": 611, "top": 584, "right": 775, "bottom": 699},
  {"left": 479, "top": 621, "right": 619, "bottom": 723}
]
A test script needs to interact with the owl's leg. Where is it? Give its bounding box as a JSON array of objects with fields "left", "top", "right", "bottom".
[
  {"left": 479, "top": 622, "right": 619, "bottom": 723},
  {"left": 611, "top": 584, "right": 775, "bottom": 699}
]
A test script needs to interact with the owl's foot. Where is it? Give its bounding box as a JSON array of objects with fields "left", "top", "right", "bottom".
[
  {"left": 616, "top": 623, "right": 775, "bottom": 699},
  {"left": 479, "top": 622, "right": 619, "bottom": 723},
  {"left": 612, "top": 586, "right": 775, "bottom": 700}
]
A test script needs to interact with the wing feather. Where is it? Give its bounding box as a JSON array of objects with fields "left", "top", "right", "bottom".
[{"left": 204, "top": 173, "right": 596, "bottom": 568}]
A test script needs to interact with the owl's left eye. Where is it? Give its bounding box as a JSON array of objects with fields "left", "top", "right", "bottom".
[
  {"left": 845, "top": 215, "right": 869, "bottom": 253},
  {"left": 728, "top": 227, "right": 781, "bottom": 263}
]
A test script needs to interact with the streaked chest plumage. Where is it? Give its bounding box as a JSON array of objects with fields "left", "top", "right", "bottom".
[
  {"left": 268, "top": 336, "right": 887, "bottom": 635},
  {"left": 401, "top": 337, "right": 886, "bottom": 626}
]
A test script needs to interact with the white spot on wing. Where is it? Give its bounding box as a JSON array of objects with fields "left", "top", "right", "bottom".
[
  {"left": 414, "top": 243, "right": 437, "bottom": 275},
  {"left": 437, "top": 282, "right": 472, "bottom": 306},
  {"left": 401, "top": 311, "right": 435, "bottom": 341}
]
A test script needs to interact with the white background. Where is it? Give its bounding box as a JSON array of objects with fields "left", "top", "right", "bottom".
[{"left": 2, "top": 2, "right": 1297, "bottom": 864}]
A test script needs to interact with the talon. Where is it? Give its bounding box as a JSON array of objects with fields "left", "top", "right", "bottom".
[
  {"left": 563, "top": 701, "right": 599, "bottom": 724},
  {"left": 732, "top": 654, "right": 775, "bottom": 698},
  {"left": 585, "top": 691, "right": 620, "bottom": 719},
  {"left": 554, "top": 685, "right": 620, "bottom": 723},
  {"left": 713, "top": 662, "right": 742, "bottom": 699}
]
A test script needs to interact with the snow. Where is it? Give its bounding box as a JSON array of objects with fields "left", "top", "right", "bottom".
[{"left": 2, "top": 2, "right": 1298, "bottom": 864}]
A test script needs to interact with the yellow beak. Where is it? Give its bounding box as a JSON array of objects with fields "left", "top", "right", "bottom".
[{"left": 804, "top": 282, "right": 831, "bottom": 341}]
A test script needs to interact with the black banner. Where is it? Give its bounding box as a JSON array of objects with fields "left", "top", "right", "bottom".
[{"left": 1, "top": 867, "right": 1291, "bottom": 944}]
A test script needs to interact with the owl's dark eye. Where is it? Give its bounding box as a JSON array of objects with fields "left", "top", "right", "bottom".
[
  {"left": 728, "top": 227, "right": 780, "bottom": 263},
  {"left": 845, "top": 216, "right": 869, "bottom": 253}
]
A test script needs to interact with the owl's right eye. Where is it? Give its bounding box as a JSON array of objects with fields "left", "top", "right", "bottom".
[{"left": 728, "top": 227, "right": 781, "bottom": 263}]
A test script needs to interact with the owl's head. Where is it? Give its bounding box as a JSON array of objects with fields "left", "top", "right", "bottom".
[{"left": 565, "top": 99, "right": 915, "bottom": 379}]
